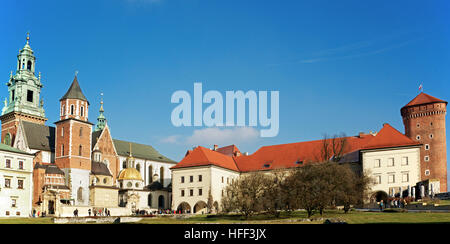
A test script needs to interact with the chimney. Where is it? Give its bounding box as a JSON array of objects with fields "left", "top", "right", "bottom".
[
  {"left": 235, "top": 151, "right": 241, "bottom": 157},
  {"left": 244, "top": 152, "right": 249, "bottom": 156},
  {"left": 213, "top": 144, "right": 218, "bottom": 151}
]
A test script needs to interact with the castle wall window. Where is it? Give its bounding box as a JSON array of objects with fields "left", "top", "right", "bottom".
[
  {"left": 425, "top": 144, "right": 430, "bottom": 150},
  {"left": 18, "top": 161, "right": 23, "bottom": 169},
  {"left": 17, "top": 179, "right": 23, "bottom": 189},
  {"left": 388, "top": 174, "right": 395, "bottom": 183},
  {"left": 374, "top": 159, "right": 381, "bottom": 168},
  {"left": 425, "top": 170, "right": 430, "bottom": 176},
  {"left": 27, "top": 60, "right": 32, "bottom": 70},
  {"left": 11, "top": 90, "right": 15, "bottom": 102},
  {"left": 27, "top": 90, "right": 33, "bottom": 102},
  {"left": 401, "top": 157, "right": 408, "bottom": 166},
  {"left": 61, "top": 144, "right": 64, "bottom": 156},
  {"left": 79, "top": 145, "right": 82, "bottom": 156},
  {"left": 198, "top": 175, "right": 202, "bottom": 182},
  {"left": 136, "top": 163, "right": 140, "bottom": 172},
  {"left": 80, "top": 106, "right": 84, "bottom": 117},
  {"left": 181, "top": 190, "right": 185, "bottom": 197},
  {"left": 5, "top": 159, "right": 11, "bottom": 168},
  {"left": 181, "top": 176, "right": 185, "bottom": 183},
  {"left": 160, "top": 167, "right": 164, "bottom": 185},
  {"left": 198, "top": 188, "right": 203, "bottom": 196},
  {"left": 5, "top": 178, "right": 11, "bottom": 188},
  {"left": 79, "top": 127, "right": 83, "bottom": 137},
  {"left": 402, "top": 173, "right": 409, "bottom": 183},
  {"left": 11, "top": 199, "right": 16, "bottom": 208},
  {"left": 71, "top": 105, "right": 74, "bottom": 115},
  {"left": 148, "top": 165, "right": 153, "bottom": 184},
  {"left": 416, "top": 135, "right": 420, "bottom": 140},
  {"left": 189, "top": 175, "right": 193, "bottom": 183},
  {"left": 387, "top": 158, "right": 394, "bottom": 167},
  {"left": 424, "top": 156, "right": 429, "bottom": 162},
  {"left": 429, "top": 134, "right": 433, "bottom": 139},
  {"left": 189, "top": 189, "right": 194, "bottom": 196},
  {"left": 375, "top": 175, "right": 381, "bottom": 184}
]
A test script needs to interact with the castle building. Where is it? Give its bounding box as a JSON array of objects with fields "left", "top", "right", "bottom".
[
  {"left": 171, "top": 121, "right": 440, "bottom": 213},
  {"left": 401, "top": 92, "right": 448, "bottom": 192},
  {"left": 0, "top": 143, "right": 35, "bottom": 217},
  {"left": 0, "top": 34, "right": 176, "bottom": 216}
]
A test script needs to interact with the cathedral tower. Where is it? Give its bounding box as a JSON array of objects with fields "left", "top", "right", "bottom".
[
  {"left": 0, "top": 33, "right": 47, "bottom": 146},
  {"left": 55, "top": 75, "right": 93, "bottom": 205},
  {"left": 401, "top": 92, "right": 447, "bottom": 192}
]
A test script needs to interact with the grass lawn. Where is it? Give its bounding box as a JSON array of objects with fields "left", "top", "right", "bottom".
[{"left": 1, "top": 210, "right": 450, "bottom": 224}]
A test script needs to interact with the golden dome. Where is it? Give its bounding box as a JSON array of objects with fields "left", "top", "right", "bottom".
[{"left": 118, "top": 168, "right": 142, "bottom": 181}]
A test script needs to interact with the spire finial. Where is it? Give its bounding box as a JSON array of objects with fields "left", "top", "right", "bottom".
[
  {"left": 129, "top": 142, "right": 132, "bottom": 157},
  {"left": 75, "top": 70, "right": 79, "bottom": 77},
  {"left": 26, "top": 32, "right": 30, "bottom": 44}
]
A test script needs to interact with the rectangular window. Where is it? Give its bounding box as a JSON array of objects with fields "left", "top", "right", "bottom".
[
  {"left": 5, "top": 159, "right": 11, "bottom": 168},
  {"left": 11, "top": 199, "right": 16, "bottom": 208},
  {"left": 375, "top": 175, "right": 381, "bottom": 184},
  {"left": 189, "top": 176, "right": 193, "bottom": 183},
  {"left": 11, "top": 90, "right": 15, "bottom": 102},
  {"left": 27, "top": 90, "right": 33, "bottom": 103},
  {"left": 402, "top": 173, "right": 409, "bottom": 182},
  {"left": 18, "top": 161, "right": 23, "bottom": 170},
  {"left": 181, "top": 190, "right": 185, "bottom": 197},
  {"left": 189, "top": 189, "right": 194, "bottom": 196},
  {"left": 198, "top": 175, "right": 202, "bottom": 182},
  {"left": 5, "top": 178, "right": 11, "bottom": 188},
  {"left": 388, "top": 174, "right": 395, "bottom": 183},
  {"left": 388, "top": 158, "right": 394, "bottom": 167},
  {"left": 61, "top": 127, "right": 64, "bottom": 137},
  {"left": 222, "top": 176, "right": 224, "bottom": 183},
  {"left": 401, "top": 157, "right": 408, "bottom": 166},
  {"left": 181, "top": 176, "right": 184, "bottom": 183},
  {"left": 374, "top": 159, "right": 381, "bottom": 168},
  {"left": 198, "top": 188, "right": 203, "bottom": 196},
  {"left": 18, "top": 179, "right": 23, "bottom": 189}
]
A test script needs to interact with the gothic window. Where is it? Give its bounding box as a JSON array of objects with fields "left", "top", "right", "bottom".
[
  {"left": 27, "top": 90, "right": 33, "bottom": 102},
  {"left": 77, "top": 187, "right": 83, "bottom": 201},
  {"left": 148, "top": 194, "right": 152, "bottom": 207},
  {"left": 27, "top": 61, "right": 32, "bottom": 71},
  {"left": 148, "top": 165, "right": 153, "bottom": 184},
  {"left": 4, "top": 133, "right": 11, "bottom": 146},
  {"left": 160, "top": 167, "right": 164, "bottom": 185}
]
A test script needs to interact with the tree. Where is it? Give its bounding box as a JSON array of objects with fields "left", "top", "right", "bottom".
[{"left": 207, "top": 189, "right": 214, "bottom": 213}]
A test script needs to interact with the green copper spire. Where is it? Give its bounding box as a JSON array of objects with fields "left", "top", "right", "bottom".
[
  {"left": 95, "top": 92, "right": 106, "bottom": 131},
  {"left": 2, "top": 33, "right": 46, "bottom": 119}
]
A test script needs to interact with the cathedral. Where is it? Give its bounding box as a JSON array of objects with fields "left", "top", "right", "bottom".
[{"left": 0, "top": 34, "right": 176, "bottom": 216}]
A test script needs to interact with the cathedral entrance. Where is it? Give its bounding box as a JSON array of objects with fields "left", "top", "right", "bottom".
[
  {"left": 48, "top": 200, "right": 55, "bottom": 215},
  {"left": 158, "top": 195, "right": 165, "bottom": 209}
]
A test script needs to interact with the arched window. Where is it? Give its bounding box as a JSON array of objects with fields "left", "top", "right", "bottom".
[
  {"left": 71, "top": 105, "right": 74, "bottom": 115},
  {"left": 148, "top": 165, "right": 153, "bottom": 184},
  {"left": 136, "top": 163, "right": 140, "bottom": 172},
  {"left": 123, "top": 160, "right": 127, "bottom": 169},
  {"left": 4, "top": 133, "right": 11, "bottom": 146},
  {"left": 27, "top": 61, "right": 32, "bottom": 70},
  {"left": 158, "top": 195, "right": 165, "bottom": 209},
  {"left": 77, "top": 187, "right": 83, "bottom": 201},
  {"left": 148, "top": 194, "right": 152, "bottom": 207},
  {"left": 160, "top": 167, "right": 164, "bottom": 186}
]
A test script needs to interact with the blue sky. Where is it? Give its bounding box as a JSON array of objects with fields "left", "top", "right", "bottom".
[{"left": 1, "top": 0, "right": 449, "bottom": 186}]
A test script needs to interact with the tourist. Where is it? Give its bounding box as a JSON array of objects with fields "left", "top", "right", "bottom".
[
  {"left": 379, "top": 200, "right": 384, "bottom": 211},
  {"left": 88, "top": 209, "right": 91, "bottom": 216}
]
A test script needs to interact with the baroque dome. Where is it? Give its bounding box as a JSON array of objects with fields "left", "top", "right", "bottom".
[{"left": 118, "top": 167, "right": 142, "bottom": 181}]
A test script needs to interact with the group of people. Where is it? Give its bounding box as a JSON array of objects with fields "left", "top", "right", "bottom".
[
  {"left": 378, "top": 198, "right": 409, "bottom": 211},
  {"left": 73, "top": 208, "right": 111, "bottom": 217}
]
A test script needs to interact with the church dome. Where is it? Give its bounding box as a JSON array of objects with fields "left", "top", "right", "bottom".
[{"left": 118, "top": 167, "right": 142, "bottom": 181}]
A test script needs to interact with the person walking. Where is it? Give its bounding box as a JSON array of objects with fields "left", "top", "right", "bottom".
[
  {"left": 379, "top": 200, "right": 384, "bottom": 211},
  {"left": 88, "top": 209, "right": 91, "bottom": 216}
]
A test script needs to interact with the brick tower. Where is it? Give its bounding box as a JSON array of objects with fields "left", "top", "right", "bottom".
[
  {"left": 401, "top": 92, "right": 448, "bottom": 192},
  {"left": 0, "top": 33, "right": 47, "bottom": 146},
  {"left": 55, "top": 75, "right": 93, "bottom": 205}
]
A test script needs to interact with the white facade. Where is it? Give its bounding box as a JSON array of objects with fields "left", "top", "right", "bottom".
[
  {"left": 0, "top": 149, "right": 34, "bottom": 217},
  {"left": 362, "top": 146, "right": 421, "bottom": 197},
  {"left": 171, "top": 165, "right": 239, "bottom": 214}
]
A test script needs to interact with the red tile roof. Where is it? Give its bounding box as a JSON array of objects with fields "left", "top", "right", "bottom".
[
  {"left": 171, "top": 146, "right": 239, "bottom": 172},
  {"left": 361, "top": 123, "right": 420, "bottom": 150},
  {"left": 171, "top": 124, "right": 421, "bottom": 172},
  {"left": 403, "top": 92, "right": 447, "bottom": 108}
]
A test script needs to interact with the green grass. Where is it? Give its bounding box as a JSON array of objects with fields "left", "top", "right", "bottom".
[{"left": 1, "top": 210, "right": 450, "bottom": 224}]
